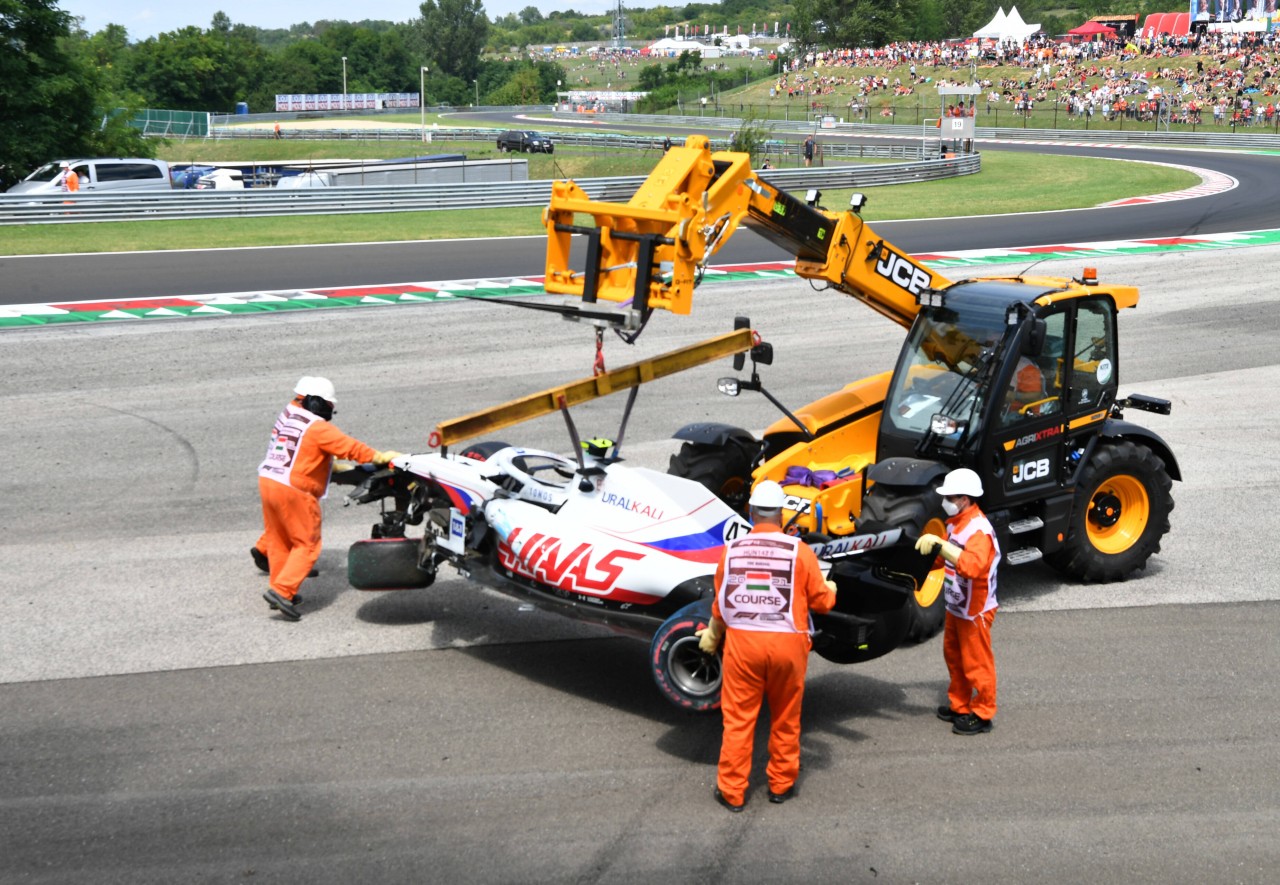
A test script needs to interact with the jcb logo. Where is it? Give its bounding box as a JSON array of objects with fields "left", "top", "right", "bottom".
[
  {"left": 874, "top": 249, "right": 932, "bottom": 296},
  {"left": 1012, "top": 457, "right": 1051, "bottom": 484}
]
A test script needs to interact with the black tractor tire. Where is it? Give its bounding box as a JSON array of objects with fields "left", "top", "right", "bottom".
[
  {"left": 667, "top": 441, "right": 753, "bottom": 514},
  {"left": 650, "top": 600, "right": 721, "bottom": 713},
  {"left": 348, "top": 537, "right": 435, "bottom": 590},
  {"left": 458, "top": 440, "right": 511, "bottom": 461},
  {"left": 857, "top": 482, "right": 947, "bottom": 643},
  {"left": 1048, "top": 440, "right": 1173, "bottom": 582}
]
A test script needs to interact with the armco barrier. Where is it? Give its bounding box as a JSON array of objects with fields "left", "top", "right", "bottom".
[{"left": 0, "top": 155, "right": 979, "bottom": 225}]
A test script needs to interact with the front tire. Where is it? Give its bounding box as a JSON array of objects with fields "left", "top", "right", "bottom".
[
  {"left": 1048, "top": 440, "right": 1173, "bottom": 581},
  {"left": 667, "top": 441, "right": 754, "bottom": 514},
  {"left": 650, "top": 601, "right": 721, "bottom": 712}
]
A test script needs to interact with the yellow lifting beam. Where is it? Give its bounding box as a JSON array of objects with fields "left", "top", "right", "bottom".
[{"left": 430, "top": 327, "right": 755, "bottom": 448}]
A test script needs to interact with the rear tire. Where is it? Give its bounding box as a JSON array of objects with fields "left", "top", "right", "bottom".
[
  {"left": 1048, "top": 440, "right": 1173, "bottom": 581},
  {"left": 348, "top": 537, "right": 435, "bottom": 590},
  {"left": 650, "top": 601, "right": 721, "bottom": 712},
  {"left": 858, "top": 482, "right": 947, "bottom": 642},
  {"left": 667, "top": 441, "right": 754, "bottom": 514}
]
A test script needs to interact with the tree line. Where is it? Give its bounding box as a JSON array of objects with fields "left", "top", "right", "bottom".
[{"left": 3, "top": 0, "right": 1122, "bottom": 187}]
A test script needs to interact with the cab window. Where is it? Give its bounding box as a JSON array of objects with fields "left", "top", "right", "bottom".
[
  {"left": 1070, "top": 300, "right": 1116, "bottom": 411},
  {"left": 1001, "top": 311, "right": 1065, "bottom": 425}
]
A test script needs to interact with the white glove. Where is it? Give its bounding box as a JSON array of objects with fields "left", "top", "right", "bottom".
[
  {"left": 916, "top": 533, "right": 963, "bottom": 565},
  {"left": 695, "top": 619, "right": 724, "bottom": 654}
]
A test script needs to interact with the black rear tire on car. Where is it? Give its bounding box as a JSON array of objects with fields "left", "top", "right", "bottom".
[
  {"left": 348, "top": 537, "right": 435, "bottom": 590},
  {"left": 857, "top": 482, "right": 947, "bottom": 643},
  {"left": 650, "top": 600, "right": 721, "bottom": 712},
  {"left": 1047, "top": 440, "right": 1173, "bottom": 582},
  {"left": 667, "top": 440, "right": 754, "bottom": 514},
  {"left": 458, "top": 440, "right": 511, "bottom": 461}
]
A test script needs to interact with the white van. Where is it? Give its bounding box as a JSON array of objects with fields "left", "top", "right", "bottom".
[{"left": 7, "top": 158, "right": 173, "bottom": 194}]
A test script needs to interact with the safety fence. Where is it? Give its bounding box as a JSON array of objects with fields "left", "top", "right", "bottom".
[
  {"left": 206, "top": 125, "right": 936, "bottom": 163},
  {"left": 0, "top": 155, "right": 979, "bottom": 225},
  {"left": 131, "top": 109, "right": 211, "bottom": 138},
  {"left": 580, "top": 110, "right": 1280, "bottom": 151}
]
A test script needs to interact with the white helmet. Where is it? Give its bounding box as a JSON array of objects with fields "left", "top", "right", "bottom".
[
  {"left": 936, "top": 467, "right": 983, "bottom": 498},
  {"left": 749, "top": 480, "right": 787, "bottom": 509},
  {"left": 294, "top": 375, "right": 336, "bottom": 403}
]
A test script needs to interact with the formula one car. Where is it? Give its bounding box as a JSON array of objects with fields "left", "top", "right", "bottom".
[{"left": 342, "top": 438, "right": 748, "bottom": 712}]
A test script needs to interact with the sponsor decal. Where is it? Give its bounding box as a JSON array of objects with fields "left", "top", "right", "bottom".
[
  {"left": 783, "top": 494, "right": 812, "bottom": 514},
  {"left": 521, "top": 484, "right": 555, "bottom": 504},
  {"left": 810, "top": 528, "right": 902, "bottom": 559},
  {"left": 1013, "top": 425, "right": 1063, "bottom": 449},
  {"left": 874, "top": 247, "right": 933, "bottom": 297},
  {"left": 498, "top": 527, "right": 645, "bottom": 596},
  {"left": 1011, "top": 456, "right": 1052, "bottom": 485},
  {"left": 600, "top": 491, "right": 664, "bottom": 521},
  {"left": 1096, "top": 358, "right": 1113, "bottom": 385}
]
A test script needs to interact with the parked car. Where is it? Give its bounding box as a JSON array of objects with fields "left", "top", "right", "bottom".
[
  {"left": 496, "top": 130, "right": 554, "bottom": 154},
  {"left": 6, "top": 158, "right": 173, "bottom": 194}
]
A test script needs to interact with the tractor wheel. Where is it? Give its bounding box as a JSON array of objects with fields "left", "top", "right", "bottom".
[
  {"left": 858, "top": 482, "right": 947, "bottom": 643},
  {"left": 667, "top": 441, "right": 753, "bottom": 514},
  {"left": 650, "top": 601, "right": 721, "bottom": 712},
  {"left": 1048, "top": 440, "right": 1173, "bottom": 582}
]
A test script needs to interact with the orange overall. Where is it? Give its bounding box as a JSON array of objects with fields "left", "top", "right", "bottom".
[
  {"left": 257, "top": 400, "right": 376, "bottom": 601},
  {"left": 712, "top": 522, "right": 836, "bottom": 805},
  {"left": 940, "top": 504, "right": 1001, "bottom": 721}
]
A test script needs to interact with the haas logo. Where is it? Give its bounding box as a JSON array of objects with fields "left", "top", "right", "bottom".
[{"left": 874, "top": 248, "right": 932, "bottom": 296}]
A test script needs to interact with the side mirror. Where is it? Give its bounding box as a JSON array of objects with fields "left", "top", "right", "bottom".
[
  {"left": 733, "top": 315, "right": 750, "bottom": 371},
  {"left": 751, "top": 341, "right": 774, "bottom": 366},
  {"left": 717, "top": 377, "right": 742, "bottom": 397}
]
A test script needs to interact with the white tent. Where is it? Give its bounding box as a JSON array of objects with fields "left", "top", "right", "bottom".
[
  {"left": 1002, "top": 6, "right": 1040, "bottom": 40},
  {"left": 973, "top": 6, "right": 1007, "bottom": 39},
  {"left": 972, "top": 5, "right": 1040, "bottom": 42},
  {"left": 647, "top": 38, "right": 705, "bottom": 52}
]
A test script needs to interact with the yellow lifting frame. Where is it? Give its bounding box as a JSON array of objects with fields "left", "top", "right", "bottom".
[{"left": 430, "top": 327, "right": 755, "bottom": 448}]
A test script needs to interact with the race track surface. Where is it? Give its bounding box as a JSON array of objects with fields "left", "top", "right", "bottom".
[{"left": 3, "top": 236, "right": 1279, "bottom": 882}]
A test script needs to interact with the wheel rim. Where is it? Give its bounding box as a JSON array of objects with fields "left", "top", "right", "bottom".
[
  {"left": 666, "top": 635, "right": 722, "bottom": 698},
  {"left": 915, "top": 517, "right": 947, "bottom": 607},
  {"left": 1086, "top": 474, "right": 1150, "bottom": 555},
  {"left": 916, "top": 567, "right": 945, "bottom": 608}
]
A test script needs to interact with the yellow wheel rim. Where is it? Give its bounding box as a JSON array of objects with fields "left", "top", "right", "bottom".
[
  {"left": 916, "top": 567, "right": 945, "bottom": 608},
  {"left": 915, "top": 517, "right": 947, "bottom": 607},
  {"left": 1085, "top": 474, "right": 1150, "bottom": 555}
]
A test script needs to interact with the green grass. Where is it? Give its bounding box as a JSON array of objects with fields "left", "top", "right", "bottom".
[{"left": 0, "top": 151, "right": 1198, "bottom": 256}]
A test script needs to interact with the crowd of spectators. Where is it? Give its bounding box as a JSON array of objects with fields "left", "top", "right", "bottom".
[{"left": 771, "top": 28, "right": 1280, "bottom": 126}]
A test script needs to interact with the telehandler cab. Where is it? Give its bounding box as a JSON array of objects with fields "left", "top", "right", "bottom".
[{"left": 541, "top": 135, "right": 1178, "bottom": 658}]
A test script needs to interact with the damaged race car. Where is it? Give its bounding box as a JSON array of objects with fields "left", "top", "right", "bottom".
[
  {"left": 343, "top": 437, "right": 746, "bottom": 712},
  {"left": 341, "top": 327, "right": 941, "bottom": 712}
]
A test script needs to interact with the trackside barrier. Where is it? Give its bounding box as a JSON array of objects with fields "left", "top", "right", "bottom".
[
  {"left": 577, "top": 111, "right": 1280, "bottom": 151},
  {"left": 0, "top": 155, "right": 980, "bottom": 225}
]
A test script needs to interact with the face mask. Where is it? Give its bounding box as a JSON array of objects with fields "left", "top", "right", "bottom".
[{"left": 941, "top": 498, "right": 961, "bottom": 517}]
